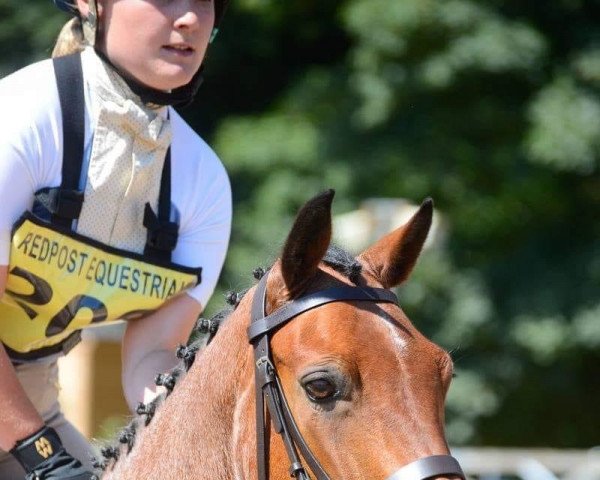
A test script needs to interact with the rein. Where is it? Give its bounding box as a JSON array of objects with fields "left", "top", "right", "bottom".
[{"left": 248, "top": 273, "right": 466, "bottom": 480}]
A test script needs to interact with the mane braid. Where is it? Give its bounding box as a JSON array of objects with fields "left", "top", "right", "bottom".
[
  {"left": 117, "top": 419, "right": 138, "bottom": 453},
  {"left": 97, "top": 271, "right": 260, "bottom": 474}
]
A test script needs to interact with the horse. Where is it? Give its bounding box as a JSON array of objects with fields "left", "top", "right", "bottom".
[{"left": 97, "top": 190, "right": 464, "bottom": 480}]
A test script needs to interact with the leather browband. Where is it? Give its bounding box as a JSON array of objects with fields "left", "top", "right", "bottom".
[{"left": 248, "top": 284, "right": 398, "bottom": 341}]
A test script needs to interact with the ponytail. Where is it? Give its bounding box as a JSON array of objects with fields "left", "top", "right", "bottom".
[{"left": 52, "top": 16, "right": 86, "bottom": 58}]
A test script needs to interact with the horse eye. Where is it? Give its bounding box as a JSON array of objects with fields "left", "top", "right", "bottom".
[{"left": 304, "top": 378, "right": 337, "bottom": 402}]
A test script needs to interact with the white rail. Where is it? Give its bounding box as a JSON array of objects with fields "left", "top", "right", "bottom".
[{"left": 453, "top": 447, "right": 600, "bottom": 479}]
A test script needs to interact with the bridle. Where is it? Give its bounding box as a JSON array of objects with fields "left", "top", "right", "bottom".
[{"left": 247, "top": 271, "right": 466, "bottom": 480}]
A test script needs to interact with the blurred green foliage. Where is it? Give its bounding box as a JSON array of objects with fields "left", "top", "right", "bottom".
[{"left": 2, "top": 0, "right": 598, "bottom": 448}]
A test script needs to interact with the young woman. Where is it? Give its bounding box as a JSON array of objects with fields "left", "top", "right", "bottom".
[{"left": 0, "top": 0, "right": 231, "bottom": 478}]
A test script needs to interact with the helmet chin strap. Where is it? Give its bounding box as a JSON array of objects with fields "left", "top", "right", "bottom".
[
  {"left": 93, "top": 48, "right": 205, "bottom": 108},
  {"left": 81, "top": 0, "right": 205, "bottom": 108},
  {"left": 120, "top": 64, "right": 205, "bottom": 109}
]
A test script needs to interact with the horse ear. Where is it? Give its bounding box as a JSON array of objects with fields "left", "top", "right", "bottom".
[
  {"left": 280, "top": 189, "right": 334, "bottom": 297},
  {"left": 358, "top": 198, "right": 433, "bottom": 288}
]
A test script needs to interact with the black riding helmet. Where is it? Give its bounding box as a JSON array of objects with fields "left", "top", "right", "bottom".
[{"left": 52, "top": 0, "right": 230, "bottom": 106}]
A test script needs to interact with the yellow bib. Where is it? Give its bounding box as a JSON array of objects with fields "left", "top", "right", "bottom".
[{"left": 0, "top": 213, "right": 201, "bottom": 359}]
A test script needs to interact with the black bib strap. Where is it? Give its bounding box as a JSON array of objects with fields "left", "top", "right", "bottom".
[
  {"left": 34, "top": 188, "right": 84, "bottom": 222},
  {"left": 54, "top": 54, "right": 85, "bottom": 191},
  {"left": 143, "top": 148, "right": 178, "bottom": 262},
  {"left": 35, "top": 54, "right": 86, "bottom": 228}
]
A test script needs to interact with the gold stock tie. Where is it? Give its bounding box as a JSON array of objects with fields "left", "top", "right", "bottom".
[{"left": 76, "top": 48, "right": 172, "bottom": 253}]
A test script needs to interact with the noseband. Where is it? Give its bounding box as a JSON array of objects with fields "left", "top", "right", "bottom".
[{"left": 247, "top": 272, "right": 465, "bottom": 480}]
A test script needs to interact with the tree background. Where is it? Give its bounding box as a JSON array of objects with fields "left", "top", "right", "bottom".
[{"left": 1, "top": 0, "right": 598, "bottom": 447}]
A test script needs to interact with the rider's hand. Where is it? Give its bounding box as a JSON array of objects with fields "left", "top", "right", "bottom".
[{"left": 9, "top": 426, "right": 97, "bottom": 479}]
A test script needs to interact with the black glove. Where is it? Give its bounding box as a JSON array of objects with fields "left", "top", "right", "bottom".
[{"left": 9, "top": 426, "right": 97, "bottom": 480}]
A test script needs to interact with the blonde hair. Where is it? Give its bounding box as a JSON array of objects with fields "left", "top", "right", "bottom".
[{"left": 52, "top": 17, "right": 86, "bottom": 58}]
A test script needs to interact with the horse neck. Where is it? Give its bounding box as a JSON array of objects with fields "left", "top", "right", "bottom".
[{"left": 104, "top": 302, "right": 254, "bottom": 480}]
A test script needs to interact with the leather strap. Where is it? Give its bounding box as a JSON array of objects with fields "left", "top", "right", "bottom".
[
  {"left": 50, "top": 54, "right": 85, "bottom": 229},
  {"left": 248, "top": 284, "right": 398, "bottom": 341},
  {"left": 143, "top": 147, "right": 179, "bottom": 262},
  {"left": 54, "top": 54, "right": 85, "bottom": 195},
  {"left": 251, "top": 274, "right": 322, "bottom": 480},
  {"left": 251, "top": 274, "right": 271, "bottom": 480},
  {"left": 275, "top": 374, "right": 330, "bottom": 479},
  {"left": 386, "top": 455, "right": 465, "bottom": 480}
]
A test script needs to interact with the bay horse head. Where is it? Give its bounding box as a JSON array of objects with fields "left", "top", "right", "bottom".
[{"left": 101, "top": 190, "right": 464, "bottom": 480}]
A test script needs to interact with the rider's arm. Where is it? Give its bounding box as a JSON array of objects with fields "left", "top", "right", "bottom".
[
  {"left": 0, "top": 266, "right": 45, "bottom": 451},
  {"left": 2, "top": 316, "right": 94, "bottom": 478},
  {"left": 121, "top": 293, "right": 202, "bottom": 411},
  {"left": 0, "top": 65, "right": 63, "bottom": 452},
  {"left": 0, "top": 344, "right": 45, "bottom": 451},
  {"left": 0, "top": 75, "right": 51, "bottom": 451}
]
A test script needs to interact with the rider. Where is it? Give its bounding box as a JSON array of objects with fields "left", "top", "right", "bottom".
[{"left": 0, "top": 0, "right": 231, "bottom": 478}]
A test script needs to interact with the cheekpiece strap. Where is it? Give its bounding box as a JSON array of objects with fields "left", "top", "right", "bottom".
[
  {"left": 250, "top": 274, "right": 315, "bottom": 480},
  {"left": 250, "top": 274, "right": 271, "bottom": 480}
]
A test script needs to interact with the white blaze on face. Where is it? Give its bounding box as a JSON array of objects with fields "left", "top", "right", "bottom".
[{"left": 381, "top": 316, "right": 408, "bottom": 357}]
